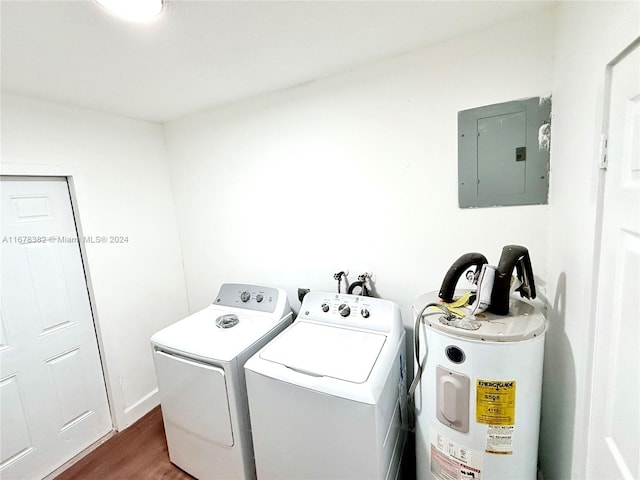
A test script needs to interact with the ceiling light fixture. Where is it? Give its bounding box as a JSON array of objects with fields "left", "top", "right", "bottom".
[{"left": 95, "top": 0, "right": 163, "bottom": 22}]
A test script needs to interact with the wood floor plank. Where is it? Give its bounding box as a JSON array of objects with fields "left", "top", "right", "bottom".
[
  {"left": 55, "top": 407, "right": 193, "bottom": 480},
  {"left": 56, "top": 406, "right": 415, "bottom": 480}
]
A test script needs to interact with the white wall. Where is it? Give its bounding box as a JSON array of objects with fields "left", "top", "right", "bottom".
[
  {"left": 0, "top": 94, "right": 189, "bottom": 430},
  {"left": 164, "top": 9, "right": 554, "bottom": 326},
  {"left": 541, "top": 2, "right": 639, "bottom": 479}
]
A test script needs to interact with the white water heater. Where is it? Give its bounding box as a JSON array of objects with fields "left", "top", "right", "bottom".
[{"left": 413, "top": 291, "right": 545, "bottom": 480}]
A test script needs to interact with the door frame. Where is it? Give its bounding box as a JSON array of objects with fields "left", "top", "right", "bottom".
[
  {"left": 0, "top": 164, "right": 115, "bottom": 430},
  {"left": 584, "top": 35, "right": 640, "bottom": 477}
]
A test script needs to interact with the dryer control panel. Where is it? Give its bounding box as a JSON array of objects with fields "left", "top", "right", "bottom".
[
  {"left": 214, "top": 283, "right": 279, "bottom": 313},
  {"left": 298, "top": 292, "right": 402, "bottom": 336}
]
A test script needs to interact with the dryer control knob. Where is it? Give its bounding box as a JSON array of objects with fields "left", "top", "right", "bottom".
[
  {"left": 240, "top": 291, "right": 251, "bottom": 302},
  {"left": 321, "top": 303, "right": 330, "bottom": 313},
  {"left": 361, "top": 308, "right": 370, "bottom": 318},
  {"left": 256, "top": 294, "right": 264, "bottom": 303},
  {"left": 338, "top": 304, "right": 351, "bottom": 317}
]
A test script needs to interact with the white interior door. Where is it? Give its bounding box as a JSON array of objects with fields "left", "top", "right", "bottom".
[
  {"left": 0, "top": 176, "right": 112, "bottom": 479},
  {"left": 587, "top": 39, "right": 640, "bottom": 480}
]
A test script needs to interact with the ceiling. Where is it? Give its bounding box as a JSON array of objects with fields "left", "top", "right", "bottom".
[{"left": 1, "top": 0, "right": 552, "bottom": 123}]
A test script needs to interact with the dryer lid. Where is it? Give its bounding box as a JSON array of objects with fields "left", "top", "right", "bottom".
[
  {"left": 150, "top": 305, "right": 288, "bottom": 362},
  {"left": 258, "top": 321, "right": 386, "bottom": 383}
]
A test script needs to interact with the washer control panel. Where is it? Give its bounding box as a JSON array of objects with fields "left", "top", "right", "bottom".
[
  {"left": 317, "top": 298, "right": 372, "bottom": 319},
  {"left": 301, "top": 292, "right": 399, "bottom": 334},
  {"left": 214, "top": 283, "right": 279, "bottom": 313},
  {"left": 319, "top": 300, "right": 370, "bottom": 319}
]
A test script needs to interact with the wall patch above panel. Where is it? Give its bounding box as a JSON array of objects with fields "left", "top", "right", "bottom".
[{"left": 458, "top": 97, "right": 551, "bottom": 208}]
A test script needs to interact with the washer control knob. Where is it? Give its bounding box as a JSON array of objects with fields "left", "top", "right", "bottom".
[
  {"left": 321, "top": 303, "right": 330, "bottom": 313},
  {"left": 361, "top": 308, "right": 370, "bottom": 319},
  {"left": 338, "top": 304, "right": 351, "bottom": 317},
  {"left": 256, "top": 293, "right": 264, "bottom": 303},
  {"left": 240, "top": 291, "right": 251, "bottom": 302}
]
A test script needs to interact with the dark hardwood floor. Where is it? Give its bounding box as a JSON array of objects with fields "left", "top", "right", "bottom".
[
  {"left": 55, "top": 406, "right": 416, "bottom": 480},
  {"left": 55, "top": 407, "right": 193, "bottom": 480}
]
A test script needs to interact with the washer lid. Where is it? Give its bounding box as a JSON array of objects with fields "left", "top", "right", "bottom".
[{"left": 258, "top": 321, "right": 387, "bottom": 383}]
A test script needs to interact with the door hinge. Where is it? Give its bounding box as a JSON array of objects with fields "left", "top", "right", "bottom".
[{"left": 599, "top": 133, "right": 609, "bottom": 169}]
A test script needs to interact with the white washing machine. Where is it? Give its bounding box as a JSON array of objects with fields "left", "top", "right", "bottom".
[
  {"left": 244, "top": 292, "right": 407, "bottom": 480},
  {"left": 150, "top": 283, "right": 292, "bottom": 480}
]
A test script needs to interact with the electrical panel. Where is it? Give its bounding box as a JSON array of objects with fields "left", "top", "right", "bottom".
[{"left": 458, "top": 97, "right": 551, "bottom": 208}]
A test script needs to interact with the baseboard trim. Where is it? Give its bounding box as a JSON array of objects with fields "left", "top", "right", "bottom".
[{"left": 122, "top": 388, "right": 160, "bottom": 428}]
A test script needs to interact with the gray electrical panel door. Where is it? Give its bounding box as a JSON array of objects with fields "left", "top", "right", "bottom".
[{"left": 458, "top": 97, "right": 551, "bottom": 208}]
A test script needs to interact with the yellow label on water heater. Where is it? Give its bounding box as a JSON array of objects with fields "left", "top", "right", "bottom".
[{"left": 476, "top": 380, "right": 516, "bottom": 425}]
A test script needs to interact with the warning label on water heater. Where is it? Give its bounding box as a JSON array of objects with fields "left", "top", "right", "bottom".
[
  {"left": 485, "top": 425, "right": 514, "bottom": 455},
  {"left": 430, "top": 429, "right": 482, "bottom": 480},
  {"left": 476, "top": 379, "right": 516, "bottom": 425}
]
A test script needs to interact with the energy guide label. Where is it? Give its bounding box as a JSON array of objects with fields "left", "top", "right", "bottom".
[{"left": 475, "top": 379, "right": 516, "bottom": 425}]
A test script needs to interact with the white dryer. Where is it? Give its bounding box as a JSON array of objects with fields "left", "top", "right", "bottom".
[
  {"left": 150, "top": 283, "right": 292, "bottom": 480},
  {"left": 245, "top": 292, "right": 407, "bottom": 480}
]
